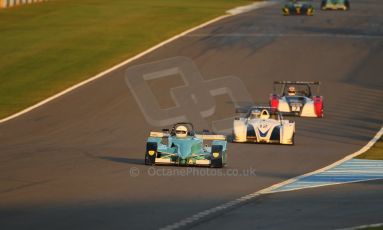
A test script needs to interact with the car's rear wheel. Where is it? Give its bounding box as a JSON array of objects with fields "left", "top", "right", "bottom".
[
  {"left": 345, "top": 0, "right": 350, "bottom": 10},
  {"left": 290, "top": 133, "right": 295, "bottom": 146},
  {"left": 211, "top": 145, "right": 223, "bottom": 168},
  {"left": 307, "top": 6, "right": 314, "bottom": 16},
  {"left": 282, "top": 7, "right": 289, "bottom": 16},
  {"left": 320, "top": 0, "right": 326, "bottom": 9}
]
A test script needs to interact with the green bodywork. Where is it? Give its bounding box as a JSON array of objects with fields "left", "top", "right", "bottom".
[
  {"left": 325, "top": 0, "right": 347, "bottom": 4},
  {"left": 285, "top": 0, "right": 312, "bottom": 6},
  {"left": 147, "top": 135, "right": 227, "bottom": 166}
]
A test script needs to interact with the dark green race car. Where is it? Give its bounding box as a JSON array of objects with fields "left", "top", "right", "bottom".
[{"left": 282, "top": 0, "right": 314, "bottom": 16}]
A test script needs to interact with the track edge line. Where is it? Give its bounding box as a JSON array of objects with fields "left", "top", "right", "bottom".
[
  {"left": 159, "top": 126, "right": 383, "bottom": 230},
  {"left": 0, "top": 13, "right": 233, "bottom": 124}
]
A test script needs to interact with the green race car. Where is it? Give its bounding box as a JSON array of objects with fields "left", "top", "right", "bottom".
[
  {"left": 145, "top": 123, "right": 227, "bottom": 168},
  {"left": 321, "top": 0, "right": 350, "bottom": 10},
  {"left": 282, "top": 0, "right": 314, "bottom": 16}
]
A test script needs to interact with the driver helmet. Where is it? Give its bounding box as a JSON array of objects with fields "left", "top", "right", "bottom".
[
  {"left": 288, "top": 86, "right": 296, "bottom": 96},
  {"left": 175, "top": 125, "right": 188, "bottom": 138}
]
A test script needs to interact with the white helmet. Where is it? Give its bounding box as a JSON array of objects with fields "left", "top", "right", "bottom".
[
  {"left": 288, "top": 86, "right": 296, "bottom": 96},
  {"left": 175, "top": 125, "right": 188, "bottom": 138}
]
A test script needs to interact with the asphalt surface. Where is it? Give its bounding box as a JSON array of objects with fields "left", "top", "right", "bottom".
[
  {"left": 0, "top": 0, "right": 382, "bottom": 229},
  {"left": 192, "top": 180, "right": 383, "bottom": 230}
]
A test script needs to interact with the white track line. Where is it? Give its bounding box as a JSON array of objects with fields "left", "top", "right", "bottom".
[
  {"left": 227, "top": 1, "right": 276, "bottom": 15},
  {"left": 0, "top": 1, "right": 274, "bottom": 124},
  {"left": 337, "top": 223, "right": 383, "bottom": 230},
  {"left": 160, "top": 126, "right": 383, "bottom": 230},
  {"left": 0, "top": 16, "right": 229, "bottom": 124}
]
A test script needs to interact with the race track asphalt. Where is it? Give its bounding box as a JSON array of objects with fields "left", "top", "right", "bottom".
[
  {"left": 0, "top": 0, "right": 382, "bottom": 229},
  {"left": 192, "top": 180, "right": 383, "bottom": 230}
]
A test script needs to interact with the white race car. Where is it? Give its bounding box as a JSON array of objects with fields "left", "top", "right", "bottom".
[
  {"left": 233, "top": 106, "right": 295, "bottom": 145},
  {"left": 269, "top": 81, "right": 324, "bottom": 118}
]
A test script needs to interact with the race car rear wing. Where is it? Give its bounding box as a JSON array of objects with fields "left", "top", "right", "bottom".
[
  {"left": 273, "top": 81, "right": 321, "bottom": 85},
  {"left": 273, "top": 81, "right": 321, "bottom": 96},
  {"left": 150, "top": 132, "right": 226, "bottom": 141},
  {"left": 150, "top": 132, "right": 170, "bottom": 138},
  {"left": 195, "top": 134, "right": 226, "bottom": 141}
]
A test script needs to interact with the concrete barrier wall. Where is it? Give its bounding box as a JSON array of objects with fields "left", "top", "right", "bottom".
[{"left": 1, "top": 0, "right": 45, "bottom": 8}]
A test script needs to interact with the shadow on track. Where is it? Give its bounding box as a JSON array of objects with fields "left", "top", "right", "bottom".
[{"left": 99, "top": 156, "right": 144, "bottom": 165}]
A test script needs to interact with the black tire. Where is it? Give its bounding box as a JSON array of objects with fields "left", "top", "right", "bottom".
[
  {"left": 345, "top": 0, "right": 350, "bottom": 10},
  {"left": 210, "top": 145, "right": 223, "bottom": 168},
  {"left": 270, "top": 127, "right": 281, "bottom": 142},
  {"left": 309, "top": 6, "right": 314, "bottom": 16},
  {"left": 290, "top": 133, "right": 295, "bottom": 146},
  {"left": 320, "top": 0, "right": 326, "bottom": 9},
  {"left": 145, "top": 142, "right": 157, "bottom": 165},
  {"left": 282, "top": 7, "right": 289, "bottom": 16}
]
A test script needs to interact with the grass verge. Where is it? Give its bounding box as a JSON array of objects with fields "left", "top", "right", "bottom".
[
  {"left": 356, "top": 138, "right": 383, "bottom": 160},
  {"left": 0, "top": 0, "right": 254, "bottom": 119}
]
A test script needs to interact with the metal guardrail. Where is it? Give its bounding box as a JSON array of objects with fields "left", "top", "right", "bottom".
[{"left": 0, "top": 0, "right": 45, "bottom": 8}]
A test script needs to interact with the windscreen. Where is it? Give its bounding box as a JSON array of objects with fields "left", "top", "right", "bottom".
[{"left": 247, "top": 108, "right": 279, "bottom": 120}]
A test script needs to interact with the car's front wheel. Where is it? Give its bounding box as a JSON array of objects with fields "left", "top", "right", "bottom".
[{"left": 145, "top": 142, "right": 157, "bottom": 165}]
